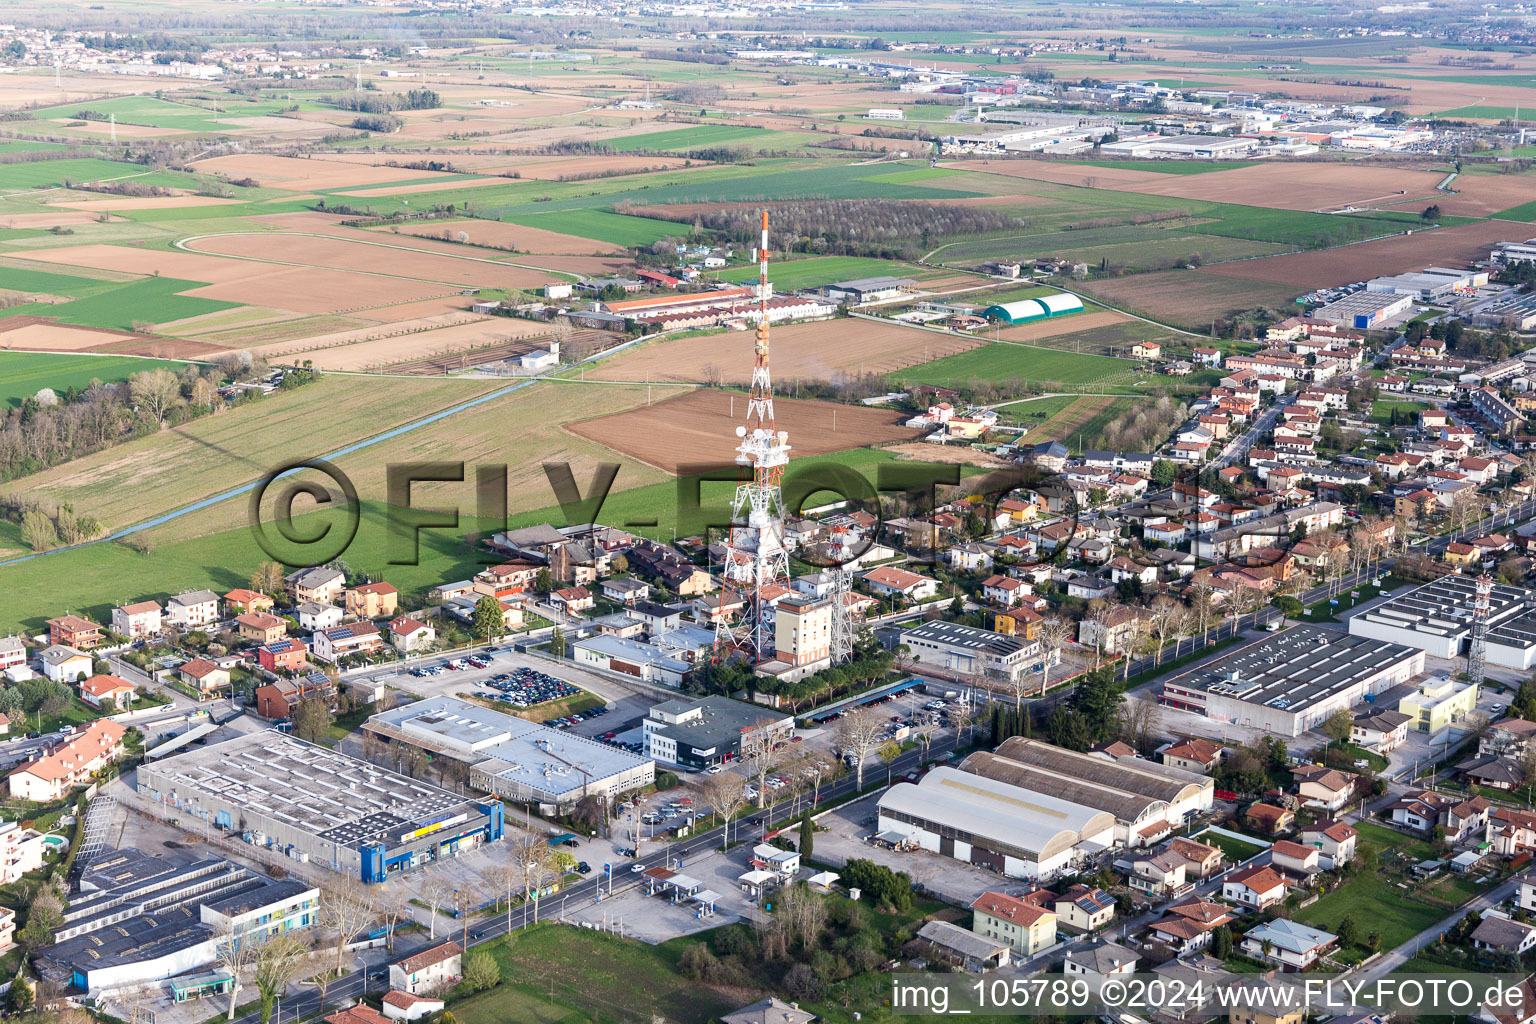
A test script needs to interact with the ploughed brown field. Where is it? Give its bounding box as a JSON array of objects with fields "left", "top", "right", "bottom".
[
  {"left": 567, "top": 389, "right": 921, "bottom": 474},
  {"left": 946, "top": 159, "right": 1448, "bottom": 212},
  {"left": 589, "top": 317, "right": 984, "bottom": 385},
  {"left": 1199, "top": 219, "right": 1526, "bottom": 289}
]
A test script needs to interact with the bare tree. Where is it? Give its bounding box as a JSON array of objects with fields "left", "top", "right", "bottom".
[
  {"left": 739, "top": 718, "right": 784, "bottom": 809},
  {"left": 1148, "top": 598, "right": 1187, "bottom": 667},
  {"left": 1189, "top": 582, "right": 1217, "bottom": 644},
  {"left": 950, "top": 700, "right": 976, "bottom": 745},
  {"left": 700, "top": 772, "right": 748, "bottom": 849},
  {"left": 512, "top": 832, "right": 555, "bottom": 924},
  {"left": 369, "top": 879, "right": 408, "bottom": 951},
  {"left": 492, "top": 861, "right": 524, "bottom": 933},
  {"left": 833, "top": 707, "right": 885, "bottom": 789},
  {"left": 1085, "top": 600, "right": 1118, "bottom": 669},
  {"left": 912, "top": 712, "right": 938, "bottom": 759},
  {"left": 253, "top": 932, "right": 308, "bottom": 1024},
  {"left": 320, "top": 878, "right": 377, "bottom": 983},
  {"left": 416, "top": 874, "right": 455, "bottom": 940},
  {"left": 1121, "top": 613, "right": 1152, "bottom": 681},
  {"left": 452, "top": 882, "right": 482, "bottom": 948},
  {"left": 213, "top": 921, "right": 256, "bottom": 1022},
  {"left": 1035, "top": 617, "right": 1073, "bottom": 696}
]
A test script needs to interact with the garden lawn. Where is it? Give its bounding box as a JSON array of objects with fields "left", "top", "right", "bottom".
[
  {"left": 0, "top": 352, "right": 186, "bottom": 408},
  {"left": 1369, "top": 399, "right": 1430, "bottom": 426},
  {"left": 1197, "top": 831, "right": 1265, "bottom": 863},
  {"left": 1292, "top": 869, "right": 1444, "bottom": 951}
]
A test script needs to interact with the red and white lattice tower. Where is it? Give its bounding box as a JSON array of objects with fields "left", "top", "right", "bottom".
[{"left": 715, "top": 211, "right": 791, "bottom": 665}]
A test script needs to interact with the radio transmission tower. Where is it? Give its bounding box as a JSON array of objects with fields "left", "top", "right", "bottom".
[
  {"left": 1469, "top": 572, "right": 1492, "bottom": 690},
  {"left": 714, "top": 211, "right": 791, "bottom": 665},
  {"left": 828, "top": 526, "right": 855, "bottom": 666}
]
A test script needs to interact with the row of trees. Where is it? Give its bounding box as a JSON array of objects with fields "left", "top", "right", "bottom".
[
  {"left": 321, "top": 88, "right": 440, "bottom": 114},
  {"left": 616, "top": 198, "right": 1025, "bottom": 260}
]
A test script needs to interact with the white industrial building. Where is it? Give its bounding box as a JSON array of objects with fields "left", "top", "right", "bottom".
[
  {"left": 1160, "top": 625, "right": 1425, "bottom": 737},
  {"left": 1350, "top": 576, "right": 1536, "bottom": 669},
  {"left": 1098, "top": 134, "right": 1256, "bottom": 159},
  {"left": 990, "top": 737, "right": 1213, "bottom": 823},
  {"left": 877, "top": 766, "right": 1116, "bottom": 880},
  {"left": 961, "top": 750, "right": 1174, "bottom": 847}
]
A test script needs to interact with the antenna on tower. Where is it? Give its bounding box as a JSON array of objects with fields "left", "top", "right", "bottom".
[
  {"left": 1469, "top": 573, "right": 1491, "bottom": 690},
  {"left": 714, "top": 211, "right": 791, "bottom": 666}
]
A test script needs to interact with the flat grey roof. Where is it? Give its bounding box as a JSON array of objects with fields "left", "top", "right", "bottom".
[
  {"left": 1353, "top": 575, "right": 1536, "bottom": 649},
  {"left": 138, "top": 731, "right": 484, "bottom": 848},
  {"left": 1166, "top": 624, "right": 1420, "bottom": 714},
  {"left": 903, "top": 619, "right": 1026, "bottom": 656},
  {"left": 647, "top": 695, "right": 790, "bottom": 753},
  {"left": 368, "top": 696, "right": 651, "bottom": 797}
]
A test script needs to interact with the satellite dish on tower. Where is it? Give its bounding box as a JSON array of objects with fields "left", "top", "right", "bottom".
[{"left": 736, "top": 426, "right": 747, "bottom": 437}]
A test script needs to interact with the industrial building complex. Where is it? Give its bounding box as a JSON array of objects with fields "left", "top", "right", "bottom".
[
  {"left": 136, "top": 733, "right": 505, "bottom": 883},
  {"left": 1350, "top": 575, "right": 1536, "bottom": 669},
  {"left": 876, "top": 739, "right": 1212, "bottom": 880},
  {"left": 1159, "top": 625, "right": 1425, "bottom": 736},
  {"left": 363, "top": 696, "right": 655, "bottom": 810}
]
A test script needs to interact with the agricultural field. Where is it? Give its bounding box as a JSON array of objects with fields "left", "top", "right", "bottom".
[
  {"left": 1075, "top": 272, "right": 1303, "bottom": 329},
  {"left": 604, "top": 124, "right": 770, "bottom": 151},
  {"left": 589, "top": 316, "right": 986, "bottom": 384},
  {"left": 0, "top": 352, "right": 185, "bottom": 407},
  {"left": 502, "top": 209, "right": 679, "bottom": 247},
  {"left": 889, "top": 341, "right": 1141, "bottom": 390},
  {"left": 712, "top": 256, "right": 922, "bottom": 290},
  {"left": 12, "top": 374, "right": 503, "bottom": 537},
  {"left": 567, "top": 388, "right": 921, "bottom": 474}
]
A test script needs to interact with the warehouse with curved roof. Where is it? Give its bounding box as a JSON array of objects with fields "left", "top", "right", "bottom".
[
  {"left": 961, "top": 750, "right": 1172, "bottom": 847},
  {"left": 993, "top": 737, "right": 1213, "bottom": 822},
  {"left": 981, "top": 293, "right": 1085, "bottom": 324},
  {"left": 877, "top": 766, "right": 1116, "bottom": 880}
]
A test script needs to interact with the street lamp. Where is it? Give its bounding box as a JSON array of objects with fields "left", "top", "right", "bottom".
[{"left": 357, "top": 955, "right": 369, "bottom": 997}]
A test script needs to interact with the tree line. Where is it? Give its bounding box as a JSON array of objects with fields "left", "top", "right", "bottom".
[
  {"left": 619, "top": 197, "right": 1025, "bottom": 260},
  {"left": 320, "top": 88, "right": 440, "bottom": 115}
]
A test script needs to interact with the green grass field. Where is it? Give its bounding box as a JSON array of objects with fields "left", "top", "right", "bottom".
[
  {"left": 5, "top": 277, "right": 238, "bottom": 331},
  {"left": 504, "top": 209, "right": 677, "bottom": 247},
  {"left": 1369, "top": 399, "right": 1431, "bottom": 426},
  {"left": 1191, "top": 203, "right": 1411, "bottom": 247},
  {"left": 1293, "top": 863, "right": 1444, "bottom": 951},
  {"left": 604, "top": 124, "right": 769, "bottom": 152},
  {"left": 0, "top": 267, "right": 111, "bottom": 297},
  {"left": 1438, "top": 105, "right": 1527, "bottom": 120},
  {"left": 713, "top": 256, "right": 909, "bottom": 290},
  {"left": 890, "top": 342, "right": 1139, "bottom": 389},
  {"left": 0, "top": 158, "right": 151, "bottom": 191},
  {"left": 0, "top": 352, "right": 186, "bottom": 408}
]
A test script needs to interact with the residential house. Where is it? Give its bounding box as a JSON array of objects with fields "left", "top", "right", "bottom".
[
  {"left": 981, "top": 575, "right": 1030, "bottom": 607},
  {"left": 1130, "top": 849, "right": 1189, "bottom": 898},
  {"left": 257, "top": 639, "right": 309, "bottom": 675},
  {"left": 1162, "top": 738, "right": 1223, "bottom": 775},
  {"left": 551, "top": 586, "right": 595, "bottom": 615},
  {"left": 1077, "top": 605, "right": 1151, "bottom": 656},
  {"left": 1166, "top": 837, "right": 1223, "bottom": 879},
  {"left": 969, "top": 892, "right": 1057, "bottom": 958},
  {"left": 947, "top": 542, "right": 993, "bottom": 574},
  {"left": 1149, "top": 897, "right": 1233, "bottom": 956},
  {"left": 381, "top": 993, "right": 444, "bottom": 1023},
  {"left": 46, "top": 615, "right": 103, "bottom": 651},
  {"left": 1472, "top": 916, "right": 1536, "bottom": 956},
  {"left": 1054, "top": 884, "right": 1115, "bottom": 934},
  {"left": 916, "top": 920, "right": 1010, "bottom": 972},
  {"left": 39, "top": 645, "right": 92, "bottom": 683},
  {"left": 111, "top": 601, "right": 162, "bottom": 639},
  {"left": 389, "top": 941, "right": 462, "bottom": 996},
  {"left": 1388, "top": 790, "right": 1450, "bottom": 833},
  {"left": 387, "top": 617, "right": 436, "bottom": 653},
  {"left": 1351, "top": 709, "right": 1411, "bottom": 754},
  {"left": 311, "top": 622, "right": 384, "bottom": 664},
  {"left": 1222, "top": 864, "right": 1286, "bottom": 910},
  {"left": 255, "top": 672, "right": 334, "bottom": 720},
  {"left": 78, "top": 673, "right": 135, "bottom": 710},
  {"left": 223, "top": 589, "right": 275, "bottom": 615},
  {"left": 602, "top": 578, "right": 651, "bottom": 605},
  {"left": 165, "top": 590, "right": 220, "bottom": 629},
  {"left": 7, "top": 720, "right": 127, "bottom": 801},
  {"left": 1292, "top": 765, "right": 1358, "bottom": 813},
  {"left": 1244, "top": 803, "right": 1293, "bottom": 835},
  {"left": 1063, "top": 940, "right": 1137, "bottom": 977},
  {"left": 0, "top": 637, "right": 23, "bottom": 673},
  {"left": 236, "top": 612, "right": 287, "bottom": 645},
  {"left": 298, "top": 602, "right": 344, "bottom": 632},
  {"left": 1240, "top": 919, "right": 1336, "bottom": 971},
  {"left": 179, "top": 658, "right": 230, "bottom": 695},
  {"left": 345, "top": 583, "right": 399, "bottom": 619},
  {"left": 1297, "top": 821, "right": 1357, "bottom": 870},
  {"left": 861, "top": 566, "right": 939, "bottom": 602},
  {"left": 1268, "top": 840, "right": 1321, "bottom": 880},
  {"left": 287, "top": 567, "right": 345, "bottom": 605}
]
